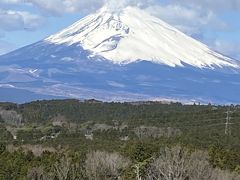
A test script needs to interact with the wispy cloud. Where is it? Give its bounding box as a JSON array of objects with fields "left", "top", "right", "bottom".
[
  {"left": 26, "top": 0, "right": 105, "bottom": 15},
  {"left": 0, "top": 0, "right": 22, "bottom": 5},
  {"left": 169, "top": 0, "right": 240, "bottom": 12},
  {"left": 213, "top": 40, "right": 240, "bottom": 60},
  {"left": 0, "top": 9, "right": 44, "bottom": 31},
  {"left": 0, "top": 0, "right": 155, "bottom": 15},
  {"left": 145, "top": 4, "right": 227, "bottom": 35},
  {"left": 105, "top": 0, "right": 155, "bottom": 10}
]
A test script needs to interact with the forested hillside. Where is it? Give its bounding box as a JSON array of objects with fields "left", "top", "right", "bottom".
[{"left": 0, "top": 99, "right": 240, "bottom": 179}]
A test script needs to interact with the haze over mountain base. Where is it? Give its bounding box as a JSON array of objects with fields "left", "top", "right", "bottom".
[{"left": 0, "top": 48, "right": 239, "bottom": 104}]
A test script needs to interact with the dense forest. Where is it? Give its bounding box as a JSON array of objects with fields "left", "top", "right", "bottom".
[{"left": 0, "top": 99, "right": 240, "bottom": 179}]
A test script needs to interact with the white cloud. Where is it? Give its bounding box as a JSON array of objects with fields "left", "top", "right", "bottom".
[
  {"left": 105, "top": 0, "right": 155, "bottom": 10},
  {"left": 16, "top": 11, "right": 45, "bottom": 29},
  {"left": 0, "top": 0, "right": 22, "bottom": 5},
  {"left": 145, "top": 4, "right": 227, "bottom": 36},
  {"left": 213, "top": 40, "right": 240, "bottom": 60},
  {"left": 26, "top": 0, "right": 105, "bottom": 15},
  {"left": 0, "top": 0, "right": 105, "bottom": 15},
  {"left": 170, "top": 0, "right": 240, "bottom": 12},
  {"left": 0, "top": 9, "right": 44, "bottom": 31},
  {"left": 23, "top": 0, "right": 155, "bottom": 15},
  {"left": 0, "top": 10, "right": 24, "bottom": 31}
]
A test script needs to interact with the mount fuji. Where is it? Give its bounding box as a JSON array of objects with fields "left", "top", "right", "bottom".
[{"left": 0, "top": 6, "right": 239, "bottom": 104}]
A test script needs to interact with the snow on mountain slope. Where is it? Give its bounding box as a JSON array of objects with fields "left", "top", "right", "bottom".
[{"left": 46, "top": 6, "right": 238, "bottom": 69}]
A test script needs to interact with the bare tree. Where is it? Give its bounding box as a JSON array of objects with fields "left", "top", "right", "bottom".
[
  {"left": 27, "top": 167, "right": 54, "bottom": 180},
  {"left": 211, "top": 169, "right": 240, "bottom": 180},
  {"left": 54, "top": 156, "right": 71, "bottom": 180},
  {"left": 134, "top": 126, "right": 181, "bottom": 139},
  {"left": 85, "top": 151, "right": 130, "bottom": 180},
  {"left": 146, "top": 146, "right": 214, "bottom": 180},
  {"left": 27, "top": 167, "right": 44, "bottom": 180},
  {"left": 135, "top": 164, "right": 142, "bottom": 180},
  {"left": 188, "top": 151, "right": 215, "bottom": 180},
  {"left": 146, "top": 146, "right": 240, "bottom": 180},
  {"left": 0, "top": 109, "right": 23, "bottom": 126},
  {"left": 147, "top": 146, "right": 190, "bottom": 180},
  {"left": 27, "top": 156, "right": 83, "bottom": 180}
]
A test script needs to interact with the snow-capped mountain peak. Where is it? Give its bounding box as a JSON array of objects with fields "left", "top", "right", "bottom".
[
  {"left": 0, "top": 5, "right": 240, "bottom": 104},
  {"left": 46, "top": 6, "right": 238, "bottom": 68}
]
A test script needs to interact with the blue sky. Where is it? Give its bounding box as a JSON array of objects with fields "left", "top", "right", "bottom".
[{"left": 0, "top": 0, "right": 240, "bottom": 60}]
